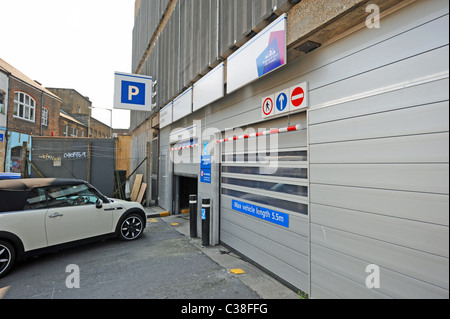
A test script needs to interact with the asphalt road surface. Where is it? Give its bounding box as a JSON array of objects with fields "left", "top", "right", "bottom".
[{"left": 0, "top": 217, "right": 261, "bottom": 299}]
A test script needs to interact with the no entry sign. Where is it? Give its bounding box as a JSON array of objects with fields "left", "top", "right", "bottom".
[
  {"left": 291, "top": 87, "right": 304, "bottom": 107},
  {"left": 290, "top": 82, "right": 309, "bottom": 111}
]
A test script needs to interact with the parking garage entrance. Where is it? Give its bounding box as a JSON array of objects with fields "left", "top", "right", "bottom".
[{"left": 174, "top": 175, "right": 198, "bottom": 215}]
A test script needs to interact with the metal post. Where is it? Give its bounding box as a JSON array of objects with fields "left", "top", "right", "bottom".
[
  {"left": 189, "top": 195, "right": 197, "bottom": 238},
  {"left": 87, "top": 141, "right": 92, "bottom": 183},
  {"left": 21, "top": 142, "right": 28, "bottom": 179},
  {"left": 202, "top": 198, "right": 211, "bottom": 247}
]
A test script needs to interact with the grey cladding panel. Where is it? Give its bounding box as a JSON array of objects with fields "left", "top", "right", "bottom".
[
  {"left": 198, "top": 0, "right": 209, "bottom": 71},
  {"left": 234, "top": 0, "right": 253, "bottom": 38},
  {"left": 310, "top": 133, "right": 449, "bottom": 164},
  {"left": 308, "top": 78, "right": 449, "bottom": 126},
  {"left": 311, "top": 224, "right": 449, "bottom": 291},
  {"left": 310, "top": 163, "right": 449, "bottom": 195},
  {"left": 307, "top": 0, "right": 449, "bottom": 299},
  {"left": 180, "top": 0, "right": 193, "bottom": 88},
  {"left": 310, "top": 184, "right": 449, "bottom": 226},
  {"left": 310, "top": 46, "right": 449, "bottom": 109},
  {"left": 309, "top": 102, "right": 449, "bottom": 145},
  {"left": 311, "top": 203, "right": 449, "bottom": 257},
  {"left": 218, "top": 0, "right": 234, "bottom": 54},
  {"left": 311, "top": 264, "right": 389, "bottom": 299},
  {"left": 311, "top": 243, "right": 449, "bottom": 299}
]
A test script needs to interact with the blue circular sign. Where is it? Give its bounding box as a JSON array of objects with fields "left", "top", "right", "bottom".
[{"left": 276, "top": 93, "right": 288, "bottom": 112}]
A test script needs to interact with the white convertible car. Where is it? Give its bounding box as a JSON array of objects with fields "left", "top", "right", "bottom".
[{"left": 0, "top": 178, "right": 147, "bottom": 278}]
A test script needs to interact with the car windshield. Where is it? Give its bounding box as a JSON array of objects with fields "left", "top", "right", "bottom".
[{"left": 46, "top": 184, "right": 99, "bottom": 208}]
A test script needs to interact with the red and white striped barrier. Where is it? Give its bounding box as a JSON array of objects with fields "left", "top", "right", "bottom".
[
  {"left": 170, "top": 144, "right": 198, "bottom": 152},
  {"left": 215, "top": 124, "right": 302, "bottom": 144},
  {"left": 170, "top": 124, "right": 302, "bottom": 151}
]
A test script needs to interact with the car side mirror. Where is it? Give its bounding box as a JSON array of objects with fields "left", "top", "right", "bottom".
[{"left": 96, "top": 199, "right": 103, "bottom": 209}]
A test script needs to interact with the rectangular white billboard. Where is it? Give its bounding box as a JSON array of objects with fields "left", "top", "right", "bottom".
[
  {"left": 193, "top": 62, "right": 224, "bottom": 112},
  {"left": 227, "top": 14, "right": 287, "bottom": 94},
  {"left": 172, "top": 87, "right": 193, "bottom": 123},
  {"left": 160, "top": 102, "right": 173, "bottom": 129}
]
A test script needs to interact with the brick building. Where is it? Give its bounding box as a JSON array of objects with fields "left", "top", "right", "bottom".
[
  {"left": 0, "top": 58, "right": 61, "bottom": 173},
  {"left": 59, "top": 110, "right": 88, "bottom": 138},
  {"left": 47, "top": 88, "right": 112, "bottom": 139},
  {"left": 0, "top": 66, "right": 9, "bottom": 171}
]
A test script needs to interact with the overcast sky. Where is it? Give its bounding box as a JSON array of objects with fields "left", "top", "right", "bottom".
[{"left": 0, "top": 0, "right": 135, "bottom": 129}]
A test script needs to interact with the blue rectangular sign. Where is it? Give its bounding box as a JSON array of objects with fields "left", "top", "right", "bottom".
[
  {"left": 201, "top": 155, "right": 211, "bottom": 169},
  {"left": 200, "top": 169, "right": 211, "bottom": 184},
  {"left": 121, "top": 81, "right": 146, "bottom": 105},
  {"left": 232, "top": 200, "right": 289, "bottom": 228},
  {"left": 0, "top": 133, "right": 3, "bottom": 142},
  {"left": 114, "top": 72, "right": 153, "bottom": 111}
]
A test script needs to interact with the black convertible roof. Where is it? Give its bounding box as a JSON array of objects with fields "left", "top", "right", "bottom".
[
  {"left": 0, "top": 178, "right": 87, "bottom": 191},
  {"left": 0, "top": 179, "right": 88, "bottom": 213}
]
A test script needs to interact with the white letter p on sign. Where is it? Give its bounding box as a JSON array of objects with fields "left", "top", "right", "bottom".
[{"left": 128, "top": 86, "right": 140, "bottom": 101}]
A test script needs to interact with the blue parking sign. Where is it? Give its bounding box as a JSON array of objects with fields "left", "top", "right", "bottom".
[
  {"left": 121, "top": 81, "right": 146, "bottom": 105},
  {"left": 114, "top": 72, "right": 153, "bottom": 111}
]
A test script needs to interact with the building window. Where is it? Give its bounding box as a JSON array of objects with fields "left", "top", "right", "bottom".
[
  {"left": 13, "top": 92, "right": 36, "bottom": 122},
  {"left": 63, "top": 125, "right": 68, "bottom": 137},
  {"left": 71, "top": 127, "right": 78, "bottom": 137},
  {"left": 0, "top": 91, "right": 5, "bottom": 114},
  {"left": 41, "top": 107, "right": 49, "bottom": 126}
]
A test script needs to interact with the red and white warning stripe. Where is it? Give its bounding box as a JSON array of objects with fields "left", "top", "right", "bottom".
[
  {"left": 170, "top": 124, "right": 302, "bottom": 151},
  {"left": 170, "top": 144, "right": 198, "bottom": 152},
  {"left": 215, "top": 124, "right": 302, "bottom": 144}
]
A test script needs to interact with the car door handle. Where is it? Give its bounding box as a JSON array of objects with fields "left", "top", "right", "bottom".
[{"left": 49, "top": 213, "right": 64, "bottom": 218}]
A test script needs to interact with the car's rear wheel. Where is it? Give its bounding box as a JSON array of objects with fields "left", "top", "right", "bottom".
[
  {"left": 119, "top": 213, "right": 145, "bottom": 241},
  {"left": 0, "top": 240, "right": 15, "bottom": 278}
]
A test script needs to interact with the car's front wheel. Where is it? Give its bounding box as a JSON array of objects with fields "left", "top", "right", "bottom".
[
  {"left": 0, "top": 240, "right": 15, "bottom": 278},
  {"left": 118, "top": 213, "right": 145, "bottom": 241}
]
